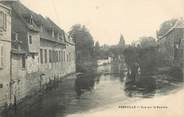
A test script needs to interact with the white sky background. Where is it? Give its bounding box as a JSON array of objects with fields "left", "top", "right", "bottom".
[{"left": 20, "top": 0, "right": 184, "bottom": 45}]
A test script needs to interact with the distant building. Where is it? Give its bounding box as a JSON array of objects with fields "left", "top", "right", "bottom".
[
  {"left": 0, "top": 3, "right": 11, "bottom": 106},
  {"left": 118, "top": 34, "right": 125, "bottom": 49},
  {"left": 157, "top": 18, "right": 184, "bottom": 67},
  {"left": 97, "top": 57, "right": 112, "bottom": 66},
  {"left": 0, "top": 1, "right": 76, "bottom": 105}
]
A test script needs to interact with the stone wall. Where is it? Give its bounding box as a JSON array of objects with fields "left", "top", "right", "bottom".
[
  {"left": 11, "top": 53, "right": 40, "bottom": 104},
  {"left": 0, "top": 4, "right": 11, "bottom": 106}
]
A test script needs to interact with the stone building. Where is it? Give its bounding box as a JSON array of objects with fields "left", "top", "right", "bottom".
[
  {"left": 36, "top": 16, "right": 75, "bottom": 86},
  {"left": 118, "top": 34, "right": 125, "bottom": 49},
  {"left": 0, "top": 1, "right": 76, "bottom": 105},
  {"left": 0, "top": 3, "right": 11, "bottom": 106},
  {"left": 64, "top": 34, "right": 76, "bottom": 74},
  {"left": 157, "top": 18, "right": 184, "bottom": 67},
  {"left": 1, "top": 1, "right": 40, "bottom": 104}
]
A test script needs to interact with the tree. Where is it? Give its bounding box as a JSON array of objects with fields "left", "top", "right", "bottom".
[
  {"left": 139, "top": 36, "right": 157, "bottom": 48},
  {"left": 109, "top": 34, "right": 126, "bottom": 58},
  {"left": 69, "top": 24, "right": 95, "bottom": 72},
  {"left": 94, "top": 41, "right": 100, "bottom": 58}
]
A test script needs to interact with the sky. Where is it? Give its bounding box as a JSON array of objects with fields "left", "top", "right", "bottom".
[{"left": 20, "top": 0, "right": 184, "bottom": 45}]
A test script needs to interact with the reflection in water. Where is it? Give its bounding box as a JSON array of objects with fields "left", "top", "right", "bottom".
[
  {"left": 124, "top": 75, "right": 156, "bottom": 98},
  {"left": 110, "top": 62, "right": 156, "bottom": 98},
  {"left": 75, "top": 73, "right": 95, "bottom": 98}
]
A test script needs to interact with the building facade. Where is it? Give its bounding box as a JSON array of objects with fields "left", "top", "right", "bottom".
[
  {"left": 38, "top": 16, "right": 68, "bottom": 86},
  {"left": 0, "top": 1, "right": 76, "bottom": 105},
  {"left": 2, "top": 1, "right": 41, "bottom": 104},
  {"left": 157, "top": 18, "right": 184, "bottom": 67},
  {"left": 0, "top": 3, "right": 11, "bottom": 106}
]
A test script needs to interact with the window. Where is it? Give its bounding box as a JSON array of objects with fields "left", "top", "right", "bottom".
[
  {"left": 40, "top": 25, "right": 43, "bottom": 32},
  {"left": 45, "top": 49, "right": 47, "bottom": 63},
  {"left": 31, "top": 54, "right": 35, "bottom": 59},
  {"left": 12, "top": 32, "right": 19, "bottom": 49},
  {"left": 61, "top": 51, "right": 63, "bottom": 62},
  {"left": 22, "top": 55, "right": 26, "bottom": 68},
  {"left": 64, "top": 51, "right": 65, "bottom": 62},
  {"left": 0, "top": 84, "right": 3, "bottom": 88},
  {"left": 0, "top": 44, "right": 4, "bottom": 68},
  {"left": 30, "top": 15, "right": 33, "bottom": 25},
  {"left": 59, "top": 51, "right": 61, "bottom": 62},
  {"left": 56, "top": 51, "right": 58, "bottom": 62},
  {"left": 49, "top": 50, "right": 52, "bottom": 63},
  {"left": 52, "top": 50, "right": 55, "bottom": 63},
  {"left": 29, "top": 35, "right": 32, "bottom": 44},
  {"left": 53, "top": 51, "right": 55, "bottom": 63},
  {"left": 0, "top": 11, "right": 7, "bottom": 30},
  {"left": 40, "top": 49, "right": 43, "bottom": 64},
  {"left": 12, "top": 32, "right": 18, "bottom": 41},
  {"left": 0, "top": 12, "right": 3, "bottom": 29},
  {"left": 56, "top": 33, "right": 59, "bottom": 40},
  {"left": 55, "top": 51, "right": 57, "bottom": 62},
  {"left": 52, "top": 30, "right": 55, "bottom": 38},
  {"left": 3, "top": 13, "right": 7, "bottom": 30}
]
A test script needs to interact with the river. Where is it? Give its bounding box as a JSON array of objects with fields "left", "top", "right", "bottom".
[{"left": 2, "top": 64, "right": 183, "bottom": 117}]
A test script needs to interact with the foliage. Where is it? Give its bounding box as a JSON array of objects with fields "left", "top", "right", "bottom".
[
  {"left": 123, "top": 46, "right": 138, "bottom": 67},
  {"left": 124, "top": 45, "right": 165, "bottom": 75},
  {"left": 94, "top": 41, "right": 100, "bottom": 58},
  {"left": 137, "top": 47, "right": 162, "bottom": 74},
  {"left": 167, "top": 66, "right": 183, "bottom": 82},
  {"left": 69, "top": 24, "right": 94, "bottom": 57},
  {"left": 139, "top": 36, "right": 157, "bottom": 48},
  {"left": 69, "top": 24, "right": 96, "bottom": 72}
]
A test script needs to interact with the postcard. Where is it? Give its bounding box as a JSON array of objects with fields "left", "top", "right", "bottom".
[{"left": 0, "top": 0, "right": 184, "bottom": 117}]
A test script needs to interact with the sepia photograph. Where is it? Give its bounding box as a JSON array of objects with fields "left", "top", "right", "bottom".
[{"left": 0, "top": 0, "right": 184, "bottom": 117}]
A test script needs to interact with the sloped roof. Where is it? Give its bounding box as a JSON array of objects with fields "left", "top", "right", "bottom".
[
  {"left": 46, "top": 18, "right": 64, "bottom": 33},
  {"left": 1, "top": 1, "right": 74, "bottom": 45},
  {"left": 0, "top": 0, "right": 40, "bottom": 32},
  {"left": 158, "top": 18, "right": 184, "bottom": 39},
  {"left": 46, "top": 18, "right": 75, "bottom": 45},
  {"left": 0, "top": 2, "right": 11, "bottom": 11}
]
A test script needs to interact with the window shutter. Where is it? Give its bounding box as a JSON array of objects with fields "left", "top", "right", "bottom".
[
  {"left": 40, "top": 49, "right": 43, "bottom": 64},
  {"left": 3, "top": 13, "right": 7, "bottom": 30},
  {"left": 0, "top": 11, "right": 3, "bottom": 29}
]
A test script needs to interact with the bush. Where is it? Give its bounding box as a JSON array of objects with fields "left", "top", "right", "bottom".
[
  {"left": 136, "top": 76, "right": 156, "bottom": 92},
  {"left": 124, "top": 46, "right": 165, "bottom": 75},
  {"left": 167, "top": 66, "right": 183, "bottom": 82}
]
